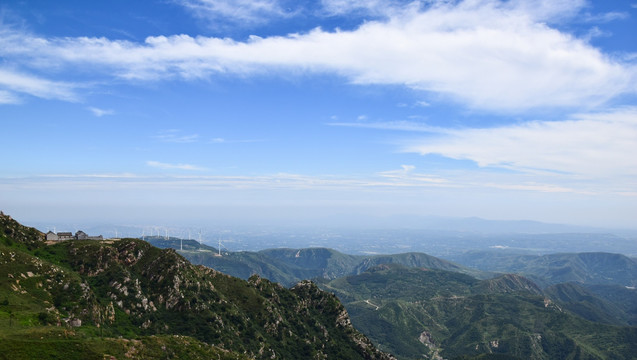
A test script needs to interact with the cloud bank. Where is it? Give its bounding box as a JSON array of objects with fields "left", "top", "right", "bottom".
[{"left": 1, "top": 0, "right": 635, "bottom": 111}]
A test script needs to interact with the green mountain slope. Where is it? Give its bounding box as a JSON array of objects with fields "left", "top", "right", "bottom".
[
  {"left": 322, "top": 264, "right": 637, "bottom": 360},
  {"left": 544, "top": 282, "right": 632, "bottom": 326},
  {"left": 446, "top": 251, "right": 637, "bottom": 288},
  {"left": 0, "top": 213, "right": 394, "bottom": 360},
  {"left": 577, "top": 284, "right": 637, "bottom": 326}
]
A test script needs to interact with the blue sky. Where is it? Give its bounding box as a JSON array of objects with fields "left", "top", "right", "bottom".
[{"left": 1, "top": 0, "right": 636, "bottom": 229}]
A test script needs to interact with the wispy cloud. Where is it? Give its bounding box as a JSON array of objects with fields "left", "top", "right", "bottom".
[
  {"left": 39, "top": 173, "right": 140, "bottom": 179},
  {"left": 177, "top": 0, "right": 296, "bottom": 27},
  {"left": 582, "top": 11, "right": 629, "bottom": 23},
  {"left": 375, "top": 165, "right": 588, "bottom": 194},
  {"left": 3, "top": 169, "right": 634, "bottom": 227},
  {"left": 146, "top": 160, "right": 207, "bottom": 171},
  {"left": 484, "top": 182, "right": 580, "bottom": 194},
  {"left": 0, "top": 68, "right": 77, "bottom": 102},
  {"left": 0, "top": 90, "right": 20, "bottom": 104},
  {"left": 319, "top": 0, "right": 407, "bottom": 17},
  {"left": 87, "top": 107, "right": 114, "bottom": 117},
  {"left": 0, "top": 165, "right": 615, "bottom": 196},
  {"left": 209, "top": 137, "right": 264, "bottom": 144},
  {"left": 377, "top": 165, "right": 448, "bottom": 185},
  {"left": 152, "top": 129, "right": 199, "bottom": 143},
  {"left": 328, "top": 120, "right": 445, "bottom": 133},
  {"left": 403, "top": 107, "right": 637, "bottom": 181},
  {"left": 1, "top": 0, "right": 634, "bottom": 111}
]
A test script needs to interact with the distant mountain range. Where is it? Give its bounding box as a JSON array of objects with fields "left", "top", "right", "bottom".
[
  {"left": 144, "top": 236, "right": 490, "bottom": 286},
  {"left": 146, "top": 237, "right": 637, "bottom": 289},
  {"left": 446, "top": 251, "right": 637, "bottom": 288}
]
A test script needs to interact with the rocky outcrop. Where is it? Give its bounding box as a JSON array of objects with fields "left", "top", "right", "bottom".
[{"left": 1, "top": 212, "right": 394, "bottom": 360}]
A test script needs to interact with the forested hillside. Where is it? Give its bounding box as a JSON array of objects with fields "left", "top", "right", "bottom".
[{"left": 322, "top": 264, "right": 637, "bottom": 360}]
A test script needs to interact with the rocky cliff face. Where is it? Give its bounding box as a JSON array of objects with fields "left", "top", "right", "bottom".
[{"left": 0, "top": 213, "right": 394, "bottom": 360}]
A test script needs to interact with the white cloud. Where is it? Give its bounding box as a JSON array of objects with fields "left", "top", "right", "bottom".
[
  {"left": 152, "top": 130, "right": 199, "bottom": 143},
  {"left": 319, "top": 0, "right": 409, "bottom": 17},
  {"left": 209, "top": 137, "right": 263, "bottom": 144},
  {"left": 1, "top": 0, "right": 634, "bottom": 111},
  {"left": 177, "top": 0, "right": 295, "bottom": 26},
  {"left": 484, "top": 182, "right": 579, "bottom": 194},
  {"left": 0, "top": 68, "right": 77, "bottom": 102},
  {"left": 41, "top": 173, "right": 140, "bottom": 179},
  {"left": 377, "top": 165, "right": 448, "bottom": 185},
  {"left": 320, "top": 0, "right": 587, "bottom": 22},
  {"left": 0, "top": 165, "right": 599, "bottom": 197},
  {"left": 3, "top": 171, "right": 635, "bottom": 228},
  {"left": 146, "top": 160, "right": 207, "bottom": 171},
  {"left": 379, "top": 164, "right": 416, "bottom": 177},
  {"left": 327, "top": 120, "right": 444, "bottom": 132},
  {"left": 583, "top": 26, "right": 610, "bottom": 42},
  {"left": 88, "top": 107, "right": 114, "bottom": 117},
  {"left": 403, "top": 107, "right": 637, "bottom": 181},
  {"left": 0, "top": 90, "right": 20, "bottom": 104},
  {"left": 505, "top": 0, "right": 587, "bottom": 22},
  {"left": 375, "top": 165, "right": 588, "bottom": 193},
  {"left": 582, "top": 11, "right": 629, "bottom": 23}
]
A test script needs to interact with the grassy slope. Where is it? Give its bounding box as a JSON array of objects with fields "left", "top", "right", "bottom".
[{"left": 0, "top": 219, "right": 243, "bottom": 360}]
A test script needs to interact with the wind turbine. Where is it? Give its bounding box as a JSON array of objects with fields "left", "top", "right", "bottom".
[{"left": 217, "top": 238, "right": 230, "bottom": 256}]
